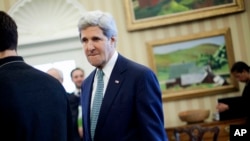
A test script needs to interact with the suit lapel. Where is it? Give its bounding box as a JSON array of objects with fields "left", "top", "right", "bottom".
[{"left": 82, "top": 70, "right": 96, "bottom": 140}]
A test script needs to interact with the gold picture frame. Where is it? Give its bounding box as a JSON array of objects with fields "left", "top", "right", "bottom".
[
  {"left": 124, "top": 0, "right": 245, "bottom": 31},
  {"left": 147, "top": 28, "right": 239, "bottom": 101}
]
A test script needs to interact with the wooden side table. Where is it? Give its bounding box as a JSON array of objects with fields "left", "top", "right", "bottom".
[{"left": 165, "top": 118, "right": 246, "bottom": 141}]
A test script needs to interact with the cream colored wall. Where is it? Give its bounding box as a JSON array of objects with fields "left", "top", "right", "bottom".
[{"left": 1, "top": 0, "right": 250, "bottom": 128}]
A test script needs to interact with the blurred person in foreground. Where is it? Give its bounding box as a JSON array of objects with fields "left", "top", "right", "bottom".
[
  {"left": 68, "top": 67, "right": 85, "bottom": 141},
  {"left": 0, "top": 11, "right": 73, "bottom": 141},
  {"left": 216, "top": 61, "right": 250, "bottom": 126},
  {"left": 77, "top": 10, "right": 168, "bottom": 141}
]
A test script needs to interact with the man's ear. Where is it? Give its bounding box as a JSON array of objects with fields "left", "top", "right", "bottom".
[{"left": 110, "top": 36, "right": 116, "bottom": 46}]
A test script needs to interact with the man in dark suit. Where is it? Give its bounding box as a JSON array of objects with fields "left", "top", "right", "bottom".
[
  {"left": 217, "top": 61, "right": 250, "bottom": 125},
  {"left": 77, "top": 10, "right": 168, "bottom": 141},
  {"left": 68, "top": 67, "right": 85, "bottom": 141},
  {"left": 0, "top": 11, "right": 73, "bottom": 141}
]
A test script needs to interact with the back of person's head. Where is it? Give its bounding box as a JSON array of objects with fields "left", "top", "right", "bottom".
[
  {"left": 231, "top": 61, "right": 250, "bottom": 73},
  {"left": 47, "top": 68, "right": 64, "bottom": 83},
  {"left": 77, "top": 10, "right": 118, "bottom": 39},
  {"left": 0, "top": 11, "right": 18, "bottom": 51}
]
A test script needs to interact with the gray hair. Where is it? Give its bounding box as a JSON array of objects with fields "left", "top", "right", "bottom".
[
  {"left": 77, "top": 10, "right": 118, "bottom": 39},
  {"left": 47, "top": 68, "right": 64, "bottom": 83}
]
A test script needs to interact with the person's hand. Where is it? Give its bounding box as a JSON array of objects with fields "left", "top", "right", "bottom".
[
  {"left": 78, "top": 127, "right": 83, "bottom": 138},
  {"left": 216, "top": 103, "right": 229, "bottom": 112}
]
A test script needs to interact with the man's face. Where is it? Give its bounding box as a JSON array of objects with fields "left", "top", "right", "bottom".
[
  {"left": 232, "top": 70, "right": 249, "bottom": 83},
  {"left": 80, "top": 26, "right": 115, "bottom": 69},
  {"left": 71, "top": 70, "right": 84, "bottom": 89}
]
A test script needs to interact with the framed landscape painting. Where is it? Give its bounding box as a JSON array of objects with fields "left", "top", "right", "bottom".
[
  {"left": 147, "top": 28, "right": 239, "bottom": 101},
  {"left": 124, "top": 0, "right": 245, "bottom": 31}
]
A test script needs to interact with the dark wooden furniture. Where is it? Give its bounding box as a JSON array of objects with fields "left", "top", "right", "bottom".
[
  {"left": 166, "top": 118, "right": 246, "bottom": 141},
  {"left": 174, "top": 125, "right": 220, "bottom": 141}
]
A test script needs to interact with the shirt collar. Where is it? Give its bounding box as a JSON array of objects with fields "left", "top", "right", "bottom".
[{"left": 101, "top": 51, "right": 118, "bottom": 79}]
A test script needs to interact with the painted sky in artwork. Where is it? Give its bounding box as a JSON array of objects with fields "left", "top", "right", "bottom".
[{"left": 153, "top": 35, "right": 225, "bottom": 54}]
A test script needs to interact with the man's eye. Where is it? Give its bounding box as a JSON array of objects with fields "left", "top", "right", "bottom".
[
  {"left": 92, "top": 37, "right": 101, "bottom": 41},
  {"left": 82, "top": 38, "right": 87, "bottom": 43}
]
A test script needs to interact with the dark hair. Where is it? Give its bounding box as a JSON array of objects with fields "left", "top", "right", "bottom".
[
  {"left": 231, "top": 61, "right": 250, "bottom": 73},
  {"left": 0, "top": 11, "right": 18, "bottom": 51},
  {"left": 70, "top": 67, "right": 84, "bottom": 78}
]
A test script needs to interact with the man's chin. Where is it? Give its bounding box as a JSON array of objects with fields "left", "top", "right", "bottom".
[
  {"left": 88, "top": 60, "right": 100, "bottom": 67},
  {"left": 90, "top": 62, "right": 103, "bottom": 68}
]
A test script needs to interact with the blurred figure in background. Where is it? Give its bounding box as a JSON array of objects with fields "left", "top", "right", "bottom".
[
  {"left": 70, "top": 67, "right": 85, "bottom": 95},
  {"left": 46, "top": 67, "right": 64, "bottom": 84},
  {"left": 0, "top": 11, "right": 73, "bottom": 141},
  {"left": 216, "top": 61, "right": 250, "bottom": 126},
  {"left": 68, "top": 67, "right": 85, "bottom": 141},
  {"left": 47, "top": 67, "right": 84, "bottom": 141}
]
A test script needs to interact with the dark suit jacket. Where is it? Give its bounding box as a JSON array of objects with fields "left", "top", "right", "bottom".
[
  {"left": 219, "top": 82, "right": 250, "bottom": 126},
  {"left": 0, "top": 56, "right": 73, "bottom": 141},
  {"left": 67, "top": 93, "right": 81, "bottom": 141},
  {"left": 81, "top": 54, "right": 168, "bottom": 141},
  {"left": 242, "top": 83, "right": 250, "bottom": 126}
]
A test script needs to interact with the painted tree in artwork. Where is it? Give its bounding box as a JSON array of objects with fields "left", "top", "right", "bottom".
[{"left": 134, "top": 0, "right": 233, "bottom": 20}]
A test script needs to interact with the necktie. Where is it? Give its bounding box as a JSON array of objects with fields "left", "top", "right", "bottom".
[{"left": 91, "top": 69, "right": 104, "bottom": 140}]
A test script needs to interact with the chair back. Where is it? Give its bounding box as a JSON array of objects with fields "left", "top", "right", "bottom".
[{"left": 174, "top": 125, "right": 220, "bottom": 141}]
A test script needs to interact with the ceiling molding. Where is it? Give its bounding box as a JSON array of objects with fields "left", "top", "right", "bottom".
[{"left": 8, "top": 0, "right": 86, "bottom": 45}]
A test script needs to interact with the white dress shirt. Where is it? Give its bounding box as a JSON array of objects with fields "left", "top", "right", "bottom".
[{"left": 90, "top": 51, "right": 118, "bottom": 109}]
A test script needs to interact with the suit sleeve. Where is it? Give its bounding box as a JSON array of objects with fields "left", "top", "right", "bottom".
[{"left": 136, "top": 69, "right": 168, "bottom": 141}]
